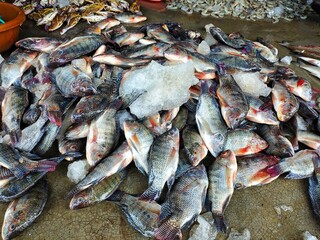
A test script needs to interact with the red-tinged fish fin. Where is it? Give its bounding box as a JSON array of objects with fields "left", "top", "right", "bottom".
[
  {"left": 212, "top": 213, "right": 227, "bottom": 233},
  {"left": 238, "top": 146, "right": 251, "bottom": 155},
  {"left": 139, "top": 185, "right": 161, "bottom": 201},
  {"left": 154, "top": 219, "right": 182, "bottom": 240},
  {"left": 251, "top": 168, "right": 271, "bottom": 182},
  {"left": 297, "top": 78, "right": 305, "bottom": 87},
  {"left": 259, "top": 101, "right": 273, "bottom": 111},
  {"left": 266, "top": 164, "right": 283, "bottom": 178},
  {"left": 24, "top": 158, "right": 58, "bottom": 172},
  {"left": 48, "top": 111, "right": 62, "bottom": 126}
]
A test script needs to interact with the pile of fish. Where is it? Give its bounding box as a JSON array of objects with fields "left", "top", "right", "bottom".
[
  {"left": 167, "top": 0, "right": 312, "bottom": 23},
  {"left": 280, "top": 42, "right": 320, "bottom": 80},
  {"left": 13, "top": 0, "right": 143, "bottom": 34},
  {"left": 0, "top": 14, "right": 319, "bottom": 240}
]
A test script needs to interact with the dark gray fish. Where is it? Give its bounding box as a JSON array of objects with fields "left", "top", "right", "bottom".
[
  {"left": 22, "top": 104, "right": 41, "bottom": 125},
  {"left": 15, "top": 37, "right": 63, "bottom": 53},
  {"left": 1, "top": 179, "right": 48, "bottom": 240},
  {"left": 208, "top": 25, "right": 247, "bottom": 49},
  {"left": 155, "top": 165, "right": 208, "bottom": 240},
  {"left": 48, "top": 35, "right": 106, "bottom": 66}
]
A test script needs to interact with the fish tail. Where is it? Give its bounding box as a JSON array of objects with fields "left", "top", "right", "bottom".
[
  {"left": 26, "top": 160, "right": 58, "bottom": 172},
  {"left": 154, "top": 219, "right": 182, "bottom": 240},
  {"left": 139, "top": 186, "right": 161, "bottom": 201},
  {"left": 213, "top": 213, "right": 228, "bottom": 233},
  {"left": 266, "top": 164, "right": 283, "bottom": 178},
  {"left": 106, "top": 190, "right": 125, "bottom": 202}
]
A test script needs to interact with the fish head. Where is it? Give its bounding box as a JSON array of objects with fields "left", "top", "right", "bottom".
[
  {"left": 69, "top": 191, "right": 91, "bottom": 209},
  {"left": 164, "top": 47, "right": 188, "bottom": 62},
  {"left": 59, "top": 139, "right": 82, "bottom": 155},
  {"left": 2, "top": 206, "right": 26, "bottom": 240},
  {"left": 186, "top": 142, "right": 208, "bottom": 166},
  {"left": 71, "top": 78, "right": 98, "bottom": 96},
  {"left": 123, "top": 120, "right": 140, "bottom": 134}
]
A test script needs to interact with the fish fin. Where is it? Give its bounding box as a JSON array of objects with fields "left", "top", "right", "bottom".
[
  {"left": 167, "top": 174, "right": 175, "bottom": 192},
  {"left": 159, "top": 202, "right": 172, "bottom": 222},
  {"left": 48, "top": 111, "right": 62, "bottom": 126},
  {"left": 285, "top": 172, "right": 310, "bottom": 179},
  {"left": 106, "top": 189, "right": 125, "bottom": 202},
  {"left": 21, "top": 158, "right": 58, "bottom": 172},
  {"left": 266, "top": 164, "right": 283, "bottom": 178},
  {"left": 213, "top": 213, "right": 228, "bottom": 233},
  {"left": 154, "top": 219, "right": 182, "bottom": 240},
  {"left": 259, "top": 101, "right": 273, "bottom": 111},
  {"left": 139, "top": 185, "right": 161, "bottom": 201}
]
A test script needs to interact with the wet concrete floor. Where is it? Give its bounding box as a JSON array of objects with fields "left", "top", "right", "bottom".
[{"left": 1, "top": 3, "right": 320, "bottom": 240}]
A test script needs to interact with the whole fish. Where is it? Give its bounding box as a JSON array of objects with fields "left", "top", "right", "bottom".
[
  {"left": 0, "top": 49, "right": 38, "bottom": 89},
  {"left": 224, "top": 129, "right": 268, "bottom": 156},
  {"left": 298, "top": 56, "right": 320, "bottom": 67},
  {"left": 66, "top": 141, "right": 133, "bottom": 198},
  {"left": 51, "top": 65, "right": 97, "bottom": 97},
  {"left": 65, "top": 121, "right": 90, "bottom": 139},
  {"left": 69, "top": 170, "right": 127, "bottom": 209},
  {"left": 37, "top": 8, "right": 58, "bottom": 26},
  {"left": 86, "top": 100, "right": 121, "bottom": 166},
  {"left": 196, "top": 81, "right": 227, "bottom": 157},
  {"left": 146, "top": 24, "right": 176, "bottom": 44},
  {"left": 248, "top": 41, "right": 279, "bottom": 64},
  {"left": 155, "top": 165, "right": 208, "bottom": 240},
  {"left": 71, "top": 94, "right": 111, "bottom": 123},
  {"left": 108, "top": 190, "right": 161, "bottom": 238},
  {"left": 45, "top": 13, "right": 67, "bottom": 32},
  {"left": 208, "top": 150, "right": 237, "bottom": 233},
  {"left": 85, "top": 17, "right": 120, "bottom": 35},
  {"left": 123, "top": 120, "right": 154, "bottom": 176},
  {"left": 257, "top": 124, "right": 294, "bottom": 157},
  {"left": 114, "top": 12, "right": 147, "bottom": 23},
  {"left": 113, "top": 32, "right": 145, "bottom": 47},
  {"left": 279, "top": 77, "right": 312, "bottom": 102},
  {"left": 297, "top": 130, "right": 320, "bottom": 150},
  {"left": 267, "top": 149, "right": 319, "bottom": 179},
  {"left": 124, "top": 42, "right": 170, "bottom": 59},
  {"left": 246, "top": 95, "right": 279, "bottom": 125},
  {"left": 49, "top": 35, "right": 106, "bottom": 66},
  {"left": 15, "top": 37, "right": 63, "bottom": 53},
  {"left": 235, "top": 153, "right": 280, "bottom": 189},
  {"left": 272, "top": 81, "right": 299, "bottom": 122},
  {"left": 217, "top": 75, "right": 249, "bottom": 129},
  {"left": 93, "top": 53, "right": 151, "bottom": 68},
  {"left": 139, "top": 127, "right": 180, "bottom": 201},
  {"left": 208, "top": 25, "right": 246, "bottom": 49},
  {"left": 2, "top": 86, "right": 29, "bottom": 144},
  {"left": 182, "top": 126, "right": 208, "bottom": 167},
  {"left": 280, "top": 42, "right": 320, "bottom": 58},
  {"left": 299, "top": 63, "right": 320, "bottom": 80},
  {"left": 1, "top": 179, "right": 48, "bottom": 240},
  {"left": 0, "top": 143, "right": 56, "bottom": 179}
]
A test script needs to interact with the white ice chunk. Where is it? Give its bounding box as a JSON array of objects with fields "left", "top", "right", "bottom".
[
  {"left": 197, "top": 41, "right": 211, "bottom": 55},
  {"left": 120, "top": 61, "right": 198, "bottom": 119},
  {"left": 0, "top": 54, "right": 4, "bottom": 64},
  {"left": 204, "top": 32, "right": 218, "bottom": 47},
  {"left": 274, "top": 204, "right": 293, "bottom": 215},
  {"left": 280, "top": 56, "right": 292, "bottom": 65},
  {"left": 232, "top": 71, "right": 272, "bottom": 97},
  {"left": 67, "top": 160, "right": 90, "bottom": 184},
  {"left": 188, "top": 212, "right": 217, "bottom": 240},
  {"left": 227, "top": 228, "right": 251, "bottom": 240},
  {"left": 303, "top": 231, "right": 318, "bottom": 240},
  {"left": 116, "top": 109, "right": 136, "bottom": 130}
]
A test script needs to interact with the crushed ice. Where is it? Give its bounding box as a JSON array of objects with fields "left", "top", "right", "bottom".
[
  {"left": 188, "top": 212, "right": 217, "bottom": 240},
  {"left": 227, "top": 228, "right": 251, "bottom": 240},
  {"left": 67, "top": 160, "right": 90, "bottom": 184}
]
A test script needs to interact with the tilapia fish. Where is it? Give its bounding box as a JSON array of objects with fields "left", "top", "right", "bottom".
[
  {"left": 140, "top": 127, "right": 179, "bottom": 201},
  {"left": 67, "top": 141, "right": 133, "bottom": 198},
  {"left": 1, "top": 179, "right": 48, "bottom": 240},
  {"left": 224, "top": 130, "right": 268, "bottom": 156},
  {"left": 196, "top": 81, "right": 227, "bottom": 157},
  {"left": 208, "top": 150, "right": 237, "bottom": 233},
  {"left": 49, "top": 35, "right": 106, "bottom": 66},
  {"left": 15, "top": 37, "right": 63, "bottom": 53},
  {"left": 272, "top": 81, "right": 299, "bottom": 122},
  {"left": 217, "top": 74, "right": 249, "bottom": 129},
  {"left": 155, "top": 165, "right": 208, "bottom": 240},
  {"left": 267, "top": 149, "right": 320, "bottom": 179},
  {"left": 208, "top": 25, "right": 246, "bottom": 49},
  {"left": 124, "top": 120, "right": 154, "bottom": 176},
  {"left": 2, "top": 86, "right": 29, "bottom": 144},
  {"left": 93, "top": 53, "right": 151, "bottom": 68},
  {"left": 108, "top": 190, "right": 161, "bottom": 237},
  {"left": 182, "top": 126, "right": 208, "bottom": 167},
  {"left": 69, "top": 170, "right": 127, "bottom": 209},
  {"left": 235, "top": 153, "right": 280, "bottom": 189}
]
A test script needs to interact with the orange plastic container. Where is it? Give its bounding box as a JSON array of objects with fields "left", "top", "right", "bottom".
[{"left": 0, "top": 2, "right": 26, "bottom": 53}]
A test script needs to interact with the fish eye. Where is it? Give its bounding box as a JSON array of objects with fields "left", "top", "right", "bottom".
[
  {"left": 80, "top": 87, "right": 86, "bottom": 92},
  {"left": 77, "top": 197, "right": 83, "bottom": 203},
  {"left": 9, "top": 224, "right": 16, "bottom": 231},
  {"left": 235, "top": 183, "right": 243, "bottom": 189}
]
